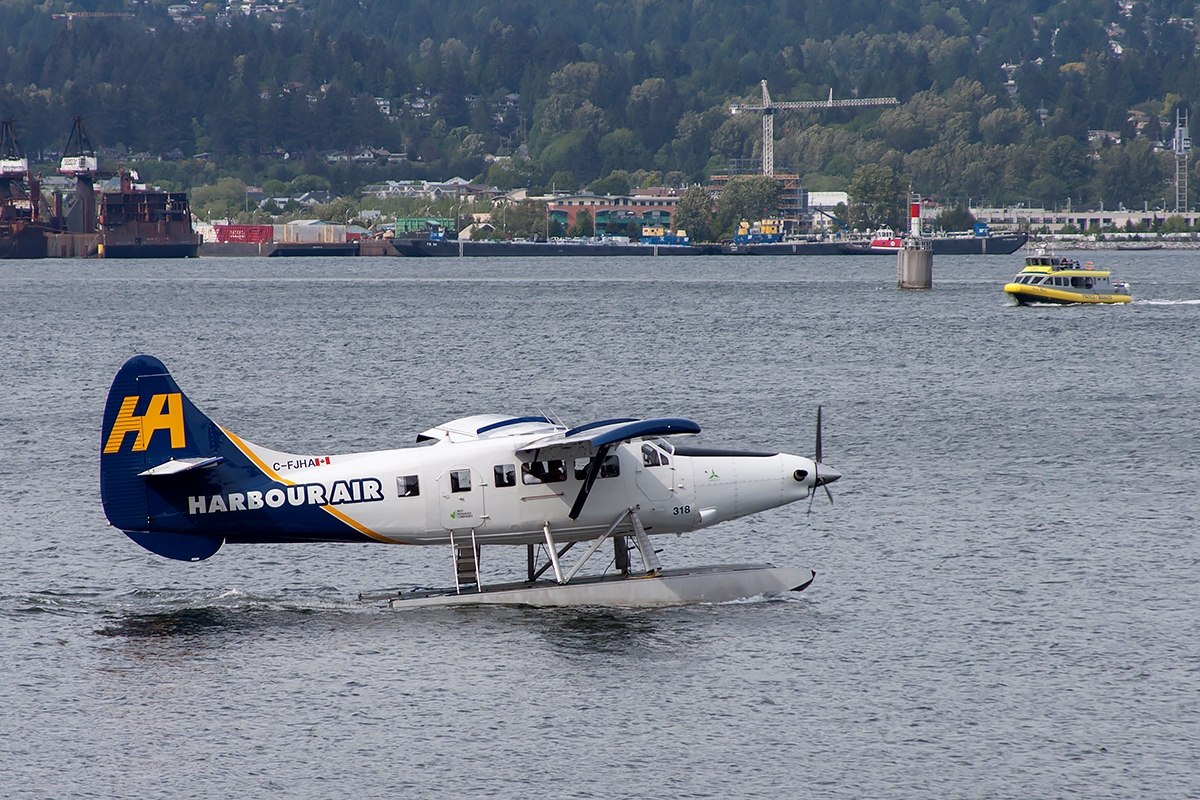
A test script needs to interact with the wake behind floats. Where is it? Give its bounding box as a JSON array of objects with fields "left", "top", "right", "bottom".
[{"left": 100, "top": 356, "right": 840, "bottom": 608}]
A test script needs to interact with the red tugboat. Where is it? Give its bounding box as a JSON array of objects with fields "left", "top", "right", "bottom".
[{"left": 0, "top": 118, "right": 48, "bottom": 259}]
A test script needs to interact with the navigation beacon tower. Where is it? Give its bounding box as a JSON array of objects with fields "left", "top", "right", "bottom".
[{"left": 1175, "top": 108, "right": 1190, "bottom": 213}]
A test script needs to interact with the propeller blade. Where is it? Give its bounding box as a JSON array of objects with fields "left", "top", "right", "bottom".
[
  {"left": 807, "top": 405, "right": 834, "bottom": 514},
  {"left": 815, "top": 405, "right": 823, "bottom": 464},
  {"left": 807, "top": 461, "right": 819, "bottom": 516}
]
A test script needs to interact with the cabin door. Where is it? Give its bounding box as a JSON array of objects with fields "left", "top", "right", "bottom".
[
  {"left": 438, "top": 465, "right": 487, "bottom": 531},
  {"left": 636, "top": 442, "right": 675, "bottom": 501}
]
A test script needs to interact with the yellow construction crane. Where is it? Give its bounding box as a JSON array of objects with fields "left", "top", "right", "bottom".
[
  {"left": 52, "top": 12, "right": 135, "bottom": 30},
  {"left": 730, "top": 80, "right": 900, "bottom": 177}
]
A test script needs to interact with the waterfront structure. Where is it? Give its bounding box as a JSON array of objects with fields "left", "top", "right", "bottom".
[
  {"left": 971, "top": 206, "right": 1200, "bottom": 232},
  {"left": 547, "top": 189, "right": 683, "bottom": 233}
]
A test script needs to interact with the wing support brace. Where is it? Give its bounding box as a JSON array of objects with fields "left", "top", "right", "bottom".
[{"left": 568, "top": 443, "right": 611, "bottom": 520}]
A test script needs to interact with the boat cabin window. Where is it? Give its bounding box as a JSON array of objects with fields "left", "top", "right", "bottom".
[
  {"left": 1030, "top": 276, "right": 1045, "bottom": 284},
  {"left": 573, "top": 455, "right": 621, "bottom": 480},
  {"left": 494, "top": 464, "right": 516, "bottom": 487},
  {"left": 397, "top": 475, "right": 420, "bottom": 497},
  {"left": 522, "top": 459, "right": 567, "bottom": 484},
  {"left": 1070, "top": 276, "right": 1094, "bottom": 288},
  {"left": 450, "top": 469, "right": 471, "bottom": 492}
]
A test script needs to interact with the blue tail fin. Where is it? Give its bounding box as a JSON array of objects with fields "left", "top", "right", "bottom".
[
  {"left": 100, "top": 355, "right": 224, "bottom": 561},
  {"left": 101, "top": 356, "right": 373, "bottom": 561}
]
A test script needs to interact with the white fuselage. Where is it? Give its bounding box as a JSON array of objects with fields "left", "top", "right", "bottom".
[{"left": 236, "top": 434, "right": 820, "bottom": 547}]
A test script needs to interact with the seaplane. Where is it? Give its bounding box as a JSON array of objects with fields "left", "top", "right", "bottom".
[{"left": 100, "top": 355, "right": 841, "bottom": 609}]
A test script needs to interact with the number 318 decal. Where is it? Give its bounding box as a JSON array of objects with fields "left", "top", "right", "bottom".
[{"left": 673, "top": 505, "right": 691, "bottom": 515}]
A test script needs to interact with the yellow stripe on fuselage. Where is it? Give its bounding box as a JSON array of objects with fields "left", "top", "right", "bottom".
[
  {"left": 1004, "top": 283, "right": 1131, "bottom": 303},
  {"left": 219, "top": 426, "right": 393, "bottom": 542}
]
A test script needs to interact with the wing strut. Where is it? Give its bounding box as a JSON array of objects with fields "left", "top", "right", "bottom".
[
  {"left": 542, "top": 522, "right": 565, "bottom": 584},
  {"left": 630, "top": 512, "right": 662, "bottom": 576},
  {"left": 563, "top": 509, "right": 631, "bottom": 583},
  {"left": 568, "top": 443, "right": 611, "bottom": 520}
]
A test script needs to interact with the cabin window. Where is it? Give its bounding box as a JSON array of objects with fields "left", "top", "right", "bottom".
[
  {"left": 397, "top": 475, "right": 420, "bottom": 497},
  {"left": 1030, "top": 276, "right": 1045, "bottom": 285},
  {"left": 573, "top": 455, "right": 621, "bottom": 480},
  {"left": 1085, "top": 277, "right": 1094, "bottom": 289},
  {"left": 1071, "top": 276, "right": 1085, "bottom": 288},
  {"left": 522, "top": 459, "right": 567, "bottom": 484},
  {"left": 642, "top": 443, "right": 661, "bottom": 466},
  {"left": 494, "top": 464, "right": 516, "bottom": 487},
  {"left": 450, "top": 469, "right": 471, "bottom": 492}
]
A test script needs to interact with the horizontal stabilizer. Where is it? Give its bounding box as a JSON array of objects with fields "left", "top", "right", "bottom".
[{"left": 137, "top": 456, "right": 225, "bottom": 477}]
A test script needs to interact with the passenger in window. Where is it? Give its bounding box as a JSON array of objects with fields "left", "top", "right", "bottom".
[
  {"left": 642, "top": 443, "right": 660, "bottom": 467},
  {"left": 494, "top": 464, "right": 516, "bottom": 487},
  {"left": 523, "top": 459, "right": 567, "bottom": 484},
  {"left": 600, "top": 454, "right": 620, "bottom": 478}
]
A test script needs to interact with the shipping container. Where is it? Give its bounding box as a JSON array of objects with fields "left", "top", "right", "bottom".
[
  {"left": 274, "top": 223, "right": 348, "bottom": 243},
  {"left": 215, "top": 224, "right": 274, "bottom": 243}
]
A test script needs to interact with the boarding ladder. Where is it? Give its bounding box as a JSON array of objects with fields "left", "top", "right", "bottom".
[{"left": 450, "top": 530, "right": 482, "bottom": 593}]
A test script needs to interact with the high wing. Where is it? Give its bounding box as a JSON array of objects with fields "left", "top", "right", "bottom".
[
  {"left": 516, "top": 417, "right": 702, "bottom": 520},
  {"left": 515, "top": 417, "right": 700, "bottom": 455},
  {"left": 416, "top": 414, "right": 563, "bottom": 444}
]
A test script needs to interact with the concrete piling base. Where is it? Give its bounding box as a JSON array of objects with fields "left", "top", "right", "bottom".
[{"left": 898, "top": 241, "right": 933, "bottom": 289}]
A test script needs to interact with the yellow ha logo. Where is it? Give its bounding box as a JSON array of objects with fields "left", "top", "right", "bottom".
[{"left": 103, "top": 393, "right": 186, "bottom": 454}]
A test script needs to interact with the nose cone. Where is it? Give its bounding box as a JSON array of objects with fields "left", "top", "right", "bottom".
[
  {"left": 815, "top": 463, "right": 841, "bottom": 486},
  {"left": 785, "top": 454, "right": 841, "bottom": 488}
]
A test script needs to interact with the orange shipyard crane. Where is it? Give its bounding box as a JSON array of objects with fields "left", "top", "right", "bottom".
[{"left": 730, "top": 80, "right": 900, "bottom": 177}]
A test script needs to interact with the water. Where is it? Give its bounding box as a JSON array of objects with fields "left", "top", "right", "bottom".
[{"left": 2, "top": 253, "right": 1198, "bottom": 798}]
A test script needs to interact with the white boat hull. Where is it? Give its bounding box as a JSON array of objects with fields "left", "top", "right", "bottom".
[{"left": 384, "top": 564, "right": 815, "bottom": 609}]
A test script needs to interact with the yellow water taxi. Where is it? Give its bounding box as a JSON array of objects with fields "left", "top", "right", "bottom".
[{"left": 1004, "top": 252, "right": 1131, "bottom": 305}]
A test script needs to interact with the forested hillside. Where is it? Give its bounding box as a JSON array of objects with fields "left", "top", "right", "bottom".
[{"left": 1, "top": 0, "right": 1198, "bottom": 207}]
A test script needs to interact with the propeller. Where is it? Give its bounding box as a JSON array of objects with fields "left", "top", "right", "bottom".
[{"left": 807, "top": 405, "right": 836, "bottom": 515}]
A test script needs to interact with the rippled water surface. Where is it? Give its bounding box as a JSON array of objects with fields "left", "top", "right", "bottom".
[{"left": 2, "top": 252, "right": 1198, "bottom": 798}]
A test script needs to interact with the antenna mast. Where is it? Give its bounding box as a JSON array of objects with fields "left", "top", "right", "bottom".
[{"left": 1175, "top": 108, "right": 1191, "bottom": 213}]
